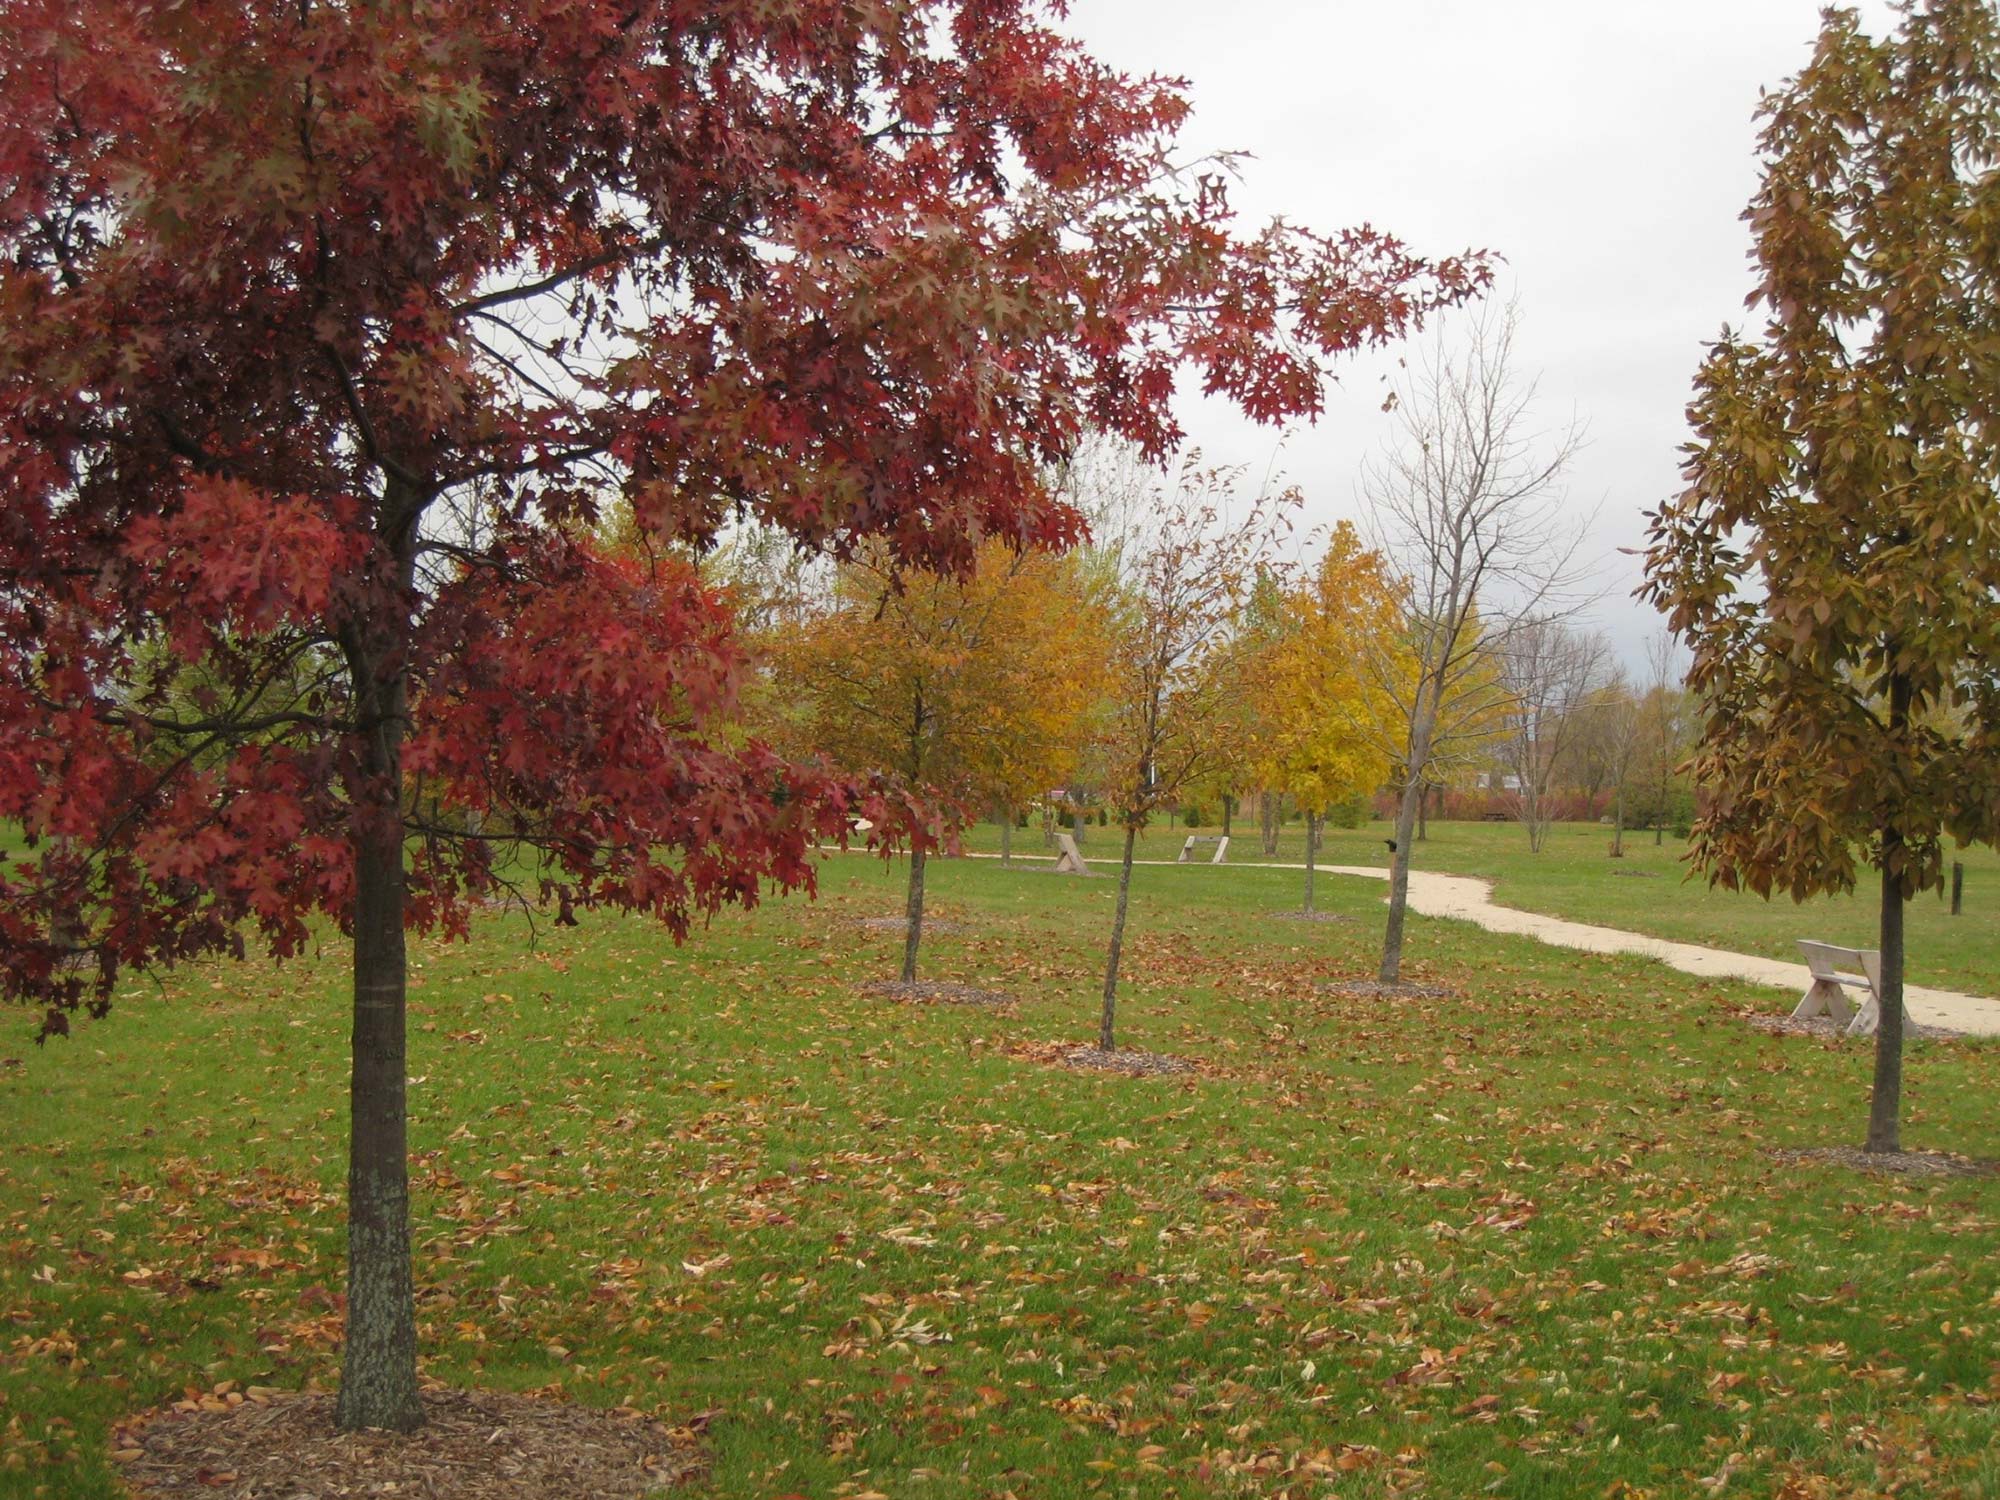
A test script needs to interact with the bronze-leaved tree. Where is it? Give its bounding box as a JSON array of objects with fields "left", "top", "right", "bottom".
[
  {"left": 0, "top": 0, "right": 1483, "bottom": 1429},
  {"left": 1643, "top": 0, "right": 2000, "bottom": 1153}
]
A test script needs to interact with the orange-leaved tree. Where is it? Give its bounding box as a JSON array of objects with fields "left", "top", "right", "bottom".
[
  {"left": 1642, "top": 0, "right": 2000, "bottom": 1153},
  {"left": 767, "top": 542, "right": 1108, "bottom": 981}
]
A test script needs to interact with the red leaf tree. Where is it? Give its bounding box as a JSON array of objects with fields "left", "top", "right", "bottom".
[{"left": 0, "top": 0, "right": 1484, "bottom": 1429}]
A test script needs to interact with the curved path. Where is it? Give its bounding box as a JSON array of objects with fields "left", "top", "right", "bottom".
[
  {"left": 1313, "top": 862, "right": 2000, "bottom": 1038},
  {"left": 973, "top": 850, "right": 2000, "bottom": 1037}
]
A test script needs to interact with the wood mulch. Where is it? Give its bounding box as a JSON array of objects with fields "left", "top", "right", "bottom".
[
  {"left": 858, "top": 979, "right": 1013, "bottom": 1007},
  {"left": 1766, "top": 1145, "right": 2000, "bottom": 1178},
  {"left": 1268, "top": 910, "right": 1350, "bottom": 923},
  {"left": 996, "top": 1037, "right": 1203, "bottom": 1078},
  {"left": 115, "top": 1386, "right": 707, "bottom": 1500},
  {"left": 1741, "top": 1012, "right": 1964, "bottom": 1042},
  {"left": 1317, "top": 979, "right": 1458, "bottom": 1001}
]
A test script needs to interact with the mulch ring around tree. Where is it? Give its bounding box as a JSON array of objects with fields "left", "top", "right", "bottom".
[
  {"left": 858, "top": 979, "right": 1013, "bottom": 1007},
  {"left": 849, "top": 916, "right": 968, "bottom": 935},
  {"left": 1741, "top": 1012, "right": 1965, "bottom": 1042},
  {"left": 1317, "top": 978, "right": 1458, "bottom": 1001},
  {"left": 115, "top": 1386, "right": 708, "bottom": 1500},
  {"left": 1001, "top": 1038, "right": 1202, "bottom": 1078},
  {"left": 1268, "top": 909, "right": 1350, "bottom": 923},
  {"left": 1766, "top": 1145, "right": 2000, "bottom": 1178}
]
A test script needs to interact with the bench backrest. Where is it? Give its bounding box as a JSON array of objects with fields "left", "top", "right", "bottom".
[{"left": 1797, "top": 939, "right": 1878, "bottom": 984}]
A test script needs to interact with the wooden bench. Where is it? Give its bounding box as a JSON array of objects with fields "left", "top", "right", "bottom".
[
  {"left": 1792, "top": 940, "right": 1882, "bottom": 1036},
  {"left": 1177, "top": 835, "right": 1229, "bottom": 865},
  {"left": 1052, "top": 833, "right": 1090, "bottom": 875}
]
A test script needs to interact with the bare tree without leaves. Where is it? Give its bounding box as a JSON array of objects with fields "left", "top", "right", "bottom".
[
  {"left": 1641, "top": 631, "right": 1691, "bottom": 846},
  {"left": 1095, "top": 459, "right": 1296, "bottom": 1052},
  {"left": 1582, "top": 670, "right": 1648, "bottom": 857},
  {"left": 1361, "top": 302, "right": 1590, "bottom": 984},
  {"left": 1497, "top": 618, "right": 1610, "bottom": 852}
]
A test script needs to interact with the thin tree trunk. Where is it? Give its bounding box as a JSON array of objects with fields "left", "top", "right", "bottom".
[
  {"left": 1221, "top": 795, "right": 1233, "bottom": 839},
  {"left": 1378, "top": 753, "right": 1427, "bottom": 986},
  {"left": 337, "top": 609, "right": 421, "bottom": 1433},
  {"left": 1865, "top": 673, "right": 1911, "bottom": 1153},
  {"left": 1610, "top": 788, "right": 1625, "bottom": 858},
  {"left": 1072, "top": 803, "right": 1086, "bottom": 847},
  {"left": 1260, "top": 791, "right": 1278, "bottom": 857},
  {"left": 901, "top": 845, "right": 927, "bottom": 984},
  {"left": 1303, "top": 811, "right": 1318, "bottom": 915},
  {"left": 1098, "top": 823, "right": 1139, "bottom": 1052},
  {"left": 1866, "top": 849, "right": 1906, "bottom": 1152},
  {"left": 999, "top": 808, "right": 1012, "bottom": 868}
]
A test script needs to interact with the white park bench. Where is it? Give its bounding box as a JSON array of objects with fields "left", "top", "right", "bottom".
[
  {"left": 1791, "top": 940, "right": 1882, "bottom": 1036},
  {"left": 1053, "top": 833, "right": 1091, "bottom": 875},
  {"left": 1177, "top": 835, "right": 1230, "bottom": 865}
]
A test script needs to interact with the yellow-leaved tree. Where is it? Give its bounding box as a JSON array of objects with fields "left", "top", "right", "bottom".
[
  {"left": 767, "top": 541, "right": 1108, "bottom": 983},
  {"left": 1256, "top": 523, "right": 1406, "bottom": 914}
]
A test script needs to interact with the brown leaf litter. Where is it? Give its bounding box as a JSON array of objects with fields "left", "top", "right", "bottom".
[{"left": 115, "top": 1386, "right": 706, "bottom": 1500}]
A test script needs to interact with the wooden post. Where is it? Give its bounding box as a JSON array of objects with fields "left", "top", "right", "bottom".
[{"left": 1950, "top": 860, "right": 1963, "bottom": 916}]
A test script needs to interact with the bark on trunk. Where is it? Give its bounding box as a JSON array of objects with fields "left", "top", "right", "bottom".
[
  {"left": 1864, "top": 673, "right": 1913, "bottom": 1152},
  {"left": 999, "top": 810, "right": 1012, "bottom": 868},
  {"left": 1260, "top": 791, "right": 1278, "bottom": 857},
  {"left": 1378, "top": 773, "right": 1424, "bottom": 985},
  {"left": 1303, "top": 812, "right": 1318, "bottom": 916},
  {"left": 337, "top": 615, "right": 421, "bottom": 1432},
  {"left": 1098, "top": 823, "right": 1140, "bottom": 1052},
  {"left": 1610, "top": 789, "right": 1625, "bottom": 858},
  {"left": 901, "top": 845, "right": 927, "bottom": 984},
  {"left": 1866, "top": 851, "right": 1907, "bottom": 1152},
  {"left": 1072, "top": 805, "right": 1086, "bottom": 847},
  {"left": 1221, "top": 796, "right": 1233, "bottom": 839}
]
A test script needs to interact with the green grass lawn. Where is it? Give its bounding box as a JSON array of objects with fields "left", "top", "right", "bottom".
[
  {"left": 4, "top": 855, "right": 1999, "bottom": 1497},
  {"left": 971, "top": 816, "right": 2000, "bottom": 997}
]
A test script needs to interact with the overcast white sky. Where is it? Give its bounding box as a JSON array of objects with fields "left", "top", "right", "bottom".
[{"left": 1058, "top": 0, "right": 1897, "bottom": 669}]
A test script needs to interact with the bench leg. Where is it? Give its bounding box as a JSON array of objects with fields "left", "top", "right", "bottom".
[
  {"left": 1792, "top": 979, "right": 1853, "bottom": 1026},
  {"left": 1843, "top": 992, "right": 1879, "bottom": 1037}
]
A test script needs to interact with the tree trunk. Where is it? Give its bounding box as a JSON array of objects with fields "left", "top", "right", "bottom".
[
  {"left": 1866, "top": 849, "right": 1907, "bottom": 1152},
  {"left": 999, "top": 809, "right": 1012, "bottom": 868},
  {"left": 337, "top": 615, "right": 421, "bottom": 1433},
  {"left": 1378, "top": 775, "right": 1423, "bottom": 984},
  {"left": 1303, "top": 811, "right": 1318, "bottom": 916},
  {"left": 1072, "top": 804, "right": 1086, "bottom": 847},
  {"left": 1221, "top": 795, "right": 1233, "bottom": 839},
  {"left": 1865, "top": 673, "right": 1913, "bottom": 1153},
  {"left": 901, "top": 844, "right": 927, "bottom": 984},
  {"left": 1260, "top": 791, "right": 1278, "bottom": 857},
  {"left": 1610, "top": 788, "right": 1625, "bottom": 858},
  {"left": 1098, "top": 822, "right": 1139, "bottom": 1052}
]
